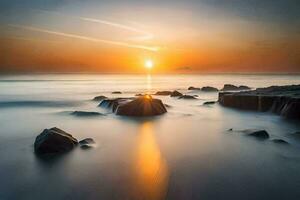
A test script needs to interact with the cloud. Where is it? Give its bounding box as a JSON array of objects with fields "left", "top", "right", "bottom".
[{"left": 9, "top": 24, "right": 159, "bottom": 51}]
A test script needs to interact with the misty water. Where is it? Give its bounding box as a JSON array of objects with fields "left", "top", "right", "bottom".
[{"left": 0, "top": 74, "right": 300, "bottom": 200}]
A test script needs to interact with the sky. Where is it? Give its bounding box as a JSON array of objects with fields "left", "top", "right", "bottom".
[{"left": 0, "top": 0, "right": 299, "bottom": 73}]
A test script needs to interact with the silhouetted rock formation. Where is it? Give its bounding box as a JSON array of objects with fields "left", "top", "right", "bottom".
[
  {"left": 155, "top": 91, "right": 173, "bottom": 95},
  {"left": 116, "top": 95, "right": 167, "bottom": 116},
  {"left": 170, "top": 90, "right": 183, "bottom": 97},
  {"left": 34, "top": 127, "right": 78, "bottom": 155},
  {"left": 219, "top": 84, "right": 300, "bottom": 119},
  {"left": 203, "top": 101, "right": 216, "bottom": 105},
  {"left": 188, "top": 86, "right": 200, "bottom": 90},
  {"left": 179, "top": 95, "right": 197, "bottom": 99},
  {"left": 93, "top": 95, "right": 107, "bottom": 101},
  {"left": 112, "top": 91, "right": 122, "bottom": 94},
  {"left": 71, "top": 111, "right": 103, "bottom": 117},
  {"left": 201, "top": 86, "right": 219, "bottom": 92},
  {"left": 99, "top": 96, "right": 167, "bottom": 117},
  {"left": 221, "top": 84, "right": 251, "bottom": 91}
]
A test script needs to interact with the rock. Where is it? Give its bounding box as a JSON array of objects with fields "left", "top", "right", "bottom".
[
  {"left": 179, "top": 95, "right": 197, "bottom": 100},
  {"left": 93, "top": 95, "right": 107, "bottom": 101},
  {"left": 219, "top": 85, "right": 300, "bottom": 119},
  {"left": 79, "top": 138, "right": 95, "bottom": 149},
  {"left": 34, "top": 127, "right": 78, "bottom": 155},
  {"left": 228, "top": 128, "right": 233, "bottom": 131},
  {"left": 203, "top": 101, "right": 216, "bottom": 105},
  {"left": 221, "top": 84, "right": 251, "bottom": 91},
  {"left": 170, "top": 90, "right": 183, "bottom": 97},
  {"left": 79, "top": 138, "right": 95, "bottom": 145},
  {"left": 71, "top": 111, "right": 103, "bottom": 117},
  {"left": 112, "top": 91, "right": 122, "bottom": 94},
  {"left": 246, "top": 130, "right": 269, "bottom": 139},
  {"left": 272, "top": 139, "right": 288, "bottom": 144},
  {"left": 116, "top": 95, "right": 167, "bottom": 116},
  {"left": 80, "top": 144, "right": 93, "bottom": 149},
  {"left": 155, "top": 91, "right": 173, "bottom": 96},
  {"left": 201, "top": 86, "right": 219, "bottom": 92},
  {"left": 188, "top": 86, "right": 200, "bottom": 90},
  {"left": 99, "top": 98, "right": 132, "bottom": 112}
]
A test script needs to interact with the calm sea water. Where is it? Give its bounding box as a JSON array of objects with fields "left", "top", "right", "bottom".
[{"left": 0, "top": 74, "right": 300, "bottom": 200}]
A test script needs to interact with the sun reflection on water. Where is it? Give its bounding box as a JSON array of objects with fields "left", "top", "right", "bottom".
[{"left": 133, "top": 122, "right": 169, "bottom": 200}]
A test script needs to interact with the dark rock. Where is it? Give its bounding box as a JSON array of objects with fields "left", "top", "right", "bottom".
[
  {"left": 179, "top": 95, "right": 197, "bottom": 100},
  {"left": 71, "top": 111, "right": 103, "bottom": 117},
  {"left": 34, "top": 127, "right": 78, "bottom": 155},
  {"left": 79, "top": 138, "right": 95, "bottom": 145},
  {"left": 170, "top": 90, "right": 183, "bottom": 97},
  {"left": 112, "top": 91, "right": 122, "bottom": 94},
  {"left": 246, "top": 130, "right": 269, "bottom": 139},
  {"left": 116, "top": 95, "right": 167, "bottom": 116},
  {"left": 272, "top": 139, "right": 289, "bottom": 144},
  {"left": 188, "top": 86, "right": 200, "bottom": 90},
  {"left": 99, "top": 98, "right": 132, "bottom": 112},
  {"left": 221, "top": 84, "right": 251, "bottom": 91},
  {"left": 201, "top": 86, "right": 219, "bottom": 92},
  {"left": 219, "top": 85, "right": 300, "bottom": 119},
  {"left": 80, "top": 144, "right": 93, "bottom": 149},
  {"left": 155, "top": 91, "right": 173, "bottom": 96},
  {"left": 203, "top": 101, "right": 216, "bottom": 105},
  {"left": 93, "top": 95, "right": 107, "bottom": 101},
  {"left": 228, "top": 128, "right": 233, "bottom": 131}
]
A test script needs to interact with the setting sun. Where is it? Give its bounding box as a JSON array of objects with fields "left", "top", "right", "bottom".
[{"left": 145, "top": 59, "right": 154, "bottom": 69}]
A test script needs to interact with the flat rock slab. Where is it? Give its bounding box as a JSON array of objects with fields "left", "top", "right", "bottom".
[{"left": 219, "top": 84, "right": 300, "bottom": 119}]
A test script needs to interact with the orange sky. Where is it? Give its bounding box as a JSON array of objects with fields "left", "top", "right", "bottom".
[{"left": 0, "top": 0, "right": 299, "bottom": 73}]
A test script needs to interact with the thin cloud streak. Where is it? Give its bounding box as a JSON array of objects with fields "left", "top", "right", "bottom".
[
  {"left": 9, "top": 24, "right": 159, "bottom": 51},
  {"left": 34, "top": 9, "right": 154, "bottom": 41}
]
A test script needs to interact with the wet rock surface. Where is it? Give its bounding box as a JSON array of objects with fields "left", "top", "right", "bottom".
[
  {"left": 219, "top": 84, "right": 300, "bottom": 119},
  {"left": 34, "top": 127, "right": 78, "bottom": 155},
  {"left": 93, "top": 95, "right": 107, "bottom": 101},
  {"left": 272, "top": 139, "right": 289, "bottom": 144},
  {"left": 246, "top": 130, "right": 270, "bottom": 139}
]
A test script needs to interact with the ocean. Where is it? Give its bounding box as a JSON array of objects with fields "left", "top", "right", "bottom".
[{"left": 0, "top": 74, "right": 300, "bottom": 200}]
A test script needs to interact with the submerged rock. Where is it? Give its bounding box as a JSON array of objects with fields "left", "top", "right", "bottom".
[
  {"left": 272, "top": 139, "right": 289, "bottom": 144},
  {"left": 201, "top": 86, "right": 219, "bottom": 92},
  {"left": 34, "top": 127, "right": 78, "bottom": 155},
  {"left": 188, "top": 86, "right": 200, "bottom": 90},
  {"left": 116, "top": 95, "right": 167, "bottom": 116},
  {"left": 179, "top": 95, "right": 197, "bottom": 100},
  {"left": 170, "top": 90, "right": 183, "bottom": 97},
  {"left": 71, "top": 111, "right": 103, "bottom": 117},
  {"left": 112, "top": 91, "right": 122, "bottom": 94},
  {"left": 246, "top": 130, "right": 270, "bottom": 139},
  {"left": 93, "top": 95, "right": 107, "bottom": 101},
  {"left": 221, "top": 84, "right": 251, "bottom": 91},
  {"left": 219, "top": 84, "right": 300, "bottom": 119},
  {"left": 203, "top": 101, "right": 216, "bottom": 105}
]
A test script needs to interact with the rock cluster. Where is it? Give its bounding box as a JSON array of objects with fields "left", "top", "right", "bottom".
[
  {"left": 99, "top": 95, "right": 167, "bottom": 117},
  {"left": 219, "top": 85, "right": 300, "bottom": 119}
]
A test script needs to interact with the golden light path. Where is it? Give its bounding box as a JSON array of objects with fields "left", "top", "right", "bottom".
[{"left": 133, "top": 122, "right": 169, "bottom": 200}]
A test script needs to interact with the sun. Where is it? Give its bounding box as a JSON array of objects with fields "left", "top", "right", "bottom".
[{"left": 145, "top": 59, "right": 154, "bottom": 69}]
